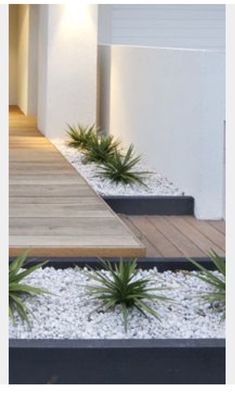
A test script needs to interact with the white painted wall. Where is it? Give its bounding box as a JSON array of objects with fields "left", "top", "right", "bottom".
[
  {"left": 9, "top": 5, "right": 18, "bottom": 104},
  {"left": 17, "top": 4, "right": 30, "bottom": 115},
  {"left": 37, "top": 5, "right": 49, "bottom": 134},
  {"left": 9, "top": 4, "right": 38, "bottom": 115},
  {"left": 99, "top": 4, "right": 225, "bottom": 50},
  {"left": 27, "top": 5, "right": 39, "bottom": 116},
  {"left": 97, "top": 45, "right": 111, "bottom": 131},
  {"left": 107, "top": 45, "right": 225, "bottom": 219},
  {"left": 37, "top": 4, "right": 98, "bottom": 139}
]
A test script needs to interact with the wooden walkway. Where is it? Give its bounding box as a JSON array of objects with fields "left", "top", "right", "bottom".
[
  {"left": 9, "top": 107, "right": 145, "bottom": 257},
  {"left": 120, "top": 215, "right": 225, "bottom": 257}
]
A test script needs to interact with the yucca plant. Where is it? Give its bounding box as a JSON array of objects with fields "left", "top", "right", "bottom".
[
  {"left": 9, "top": 252, "right": 48, "bottom": 325},
  {"left": 66, "top": 124, "right": 98, "bottom": 151},
  {"left": 188, "top": 250, "right": 225, "bottom": 315},
  {"left": 86, "top": 258, "right": 170, "bottom": 332},
  {"left": 97, "top": 144, "right": 150, "bottom": 186},
  {"left": 83, "top": 134, "right": 120, "bottom": 164}
]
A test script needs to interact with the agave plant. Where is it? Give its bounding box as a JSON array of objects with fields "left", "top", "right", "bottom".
[
  {"left": 97, "top": 144, "right": 150, "bottom": 186},
  {"left": 188, "top": 250, "right": 225, "bottom": 315},
  {"left": 83, "top": 134, "right": 120, "bottom": 164},
  {"left": 9, "top": 252, "right": 48, "bottom": 324},
  {"left": 86, "top": 258, "right": 170, "bottom": 332},
  {"left": 66, "top": 124, "right": 98, "bottom": 151}
]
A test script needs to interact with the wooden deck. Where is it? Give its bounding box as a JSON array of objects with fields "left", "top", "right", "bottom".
[
  {"left": 9, "top": 107, "right": 145, "bottom": 257},
  {"left": 120, "top": 215, "right": 225, "bottom": 257}
]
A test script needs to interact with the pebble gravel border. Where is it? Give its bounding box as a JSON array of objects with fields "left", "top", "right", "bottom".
[
  {"left": 9, "top": 267, "right": 224, "bottom": 340},
  {"left": 51, "top": 139, "right": 184, "bottom": 197}
]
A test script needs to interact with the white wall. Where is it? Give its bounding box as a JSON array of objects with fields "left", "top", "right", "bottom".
[
  {"left": 37, "top": 4, "right": 98, "bottom": 139},
  {"left": 97, "top": 45, "right": 111, "bottom": 131},
  {"left": 9, "top": 4, "right": 38, "bottom": 115},
  {"left": 27, "top": 5, "right": 39, "bottom": 115},
  {"left": 99, "top": 4, "right": 225, "bottom": 50},
  {"left": 17, "top": 4, "right": 30, "bottom": 115},
  {"left": 9, "top": 5, "right": 18, "bottom": 104},
  {"left": 37, "top": 5, "right": 49, "bottom": 133},
  {"left": 107, "top": 45, "right": 225, "bottom": 219}
]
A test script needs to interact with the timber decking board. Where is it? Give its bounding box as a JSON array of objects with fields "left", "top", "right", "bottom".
[
  {"left": 165, "top": 216, "right": 225, "bottom": 256},
  {"left": 10, "top": 217, "right": 131, "bottom": 236},
  {"left": 10, "top": 184, "right": 95, "bottom": 197},
  {"left": 9, "top": 108, "right": 145, "bottom": 257},
  {"left": 208, "top": 220, "right": 225, "bottom": 234},
  {"left": 10, "top": 203, "right": 113, "bottom": 218},
  {"left": 120, "top": 215, "right": 225, "bottom": 258},
  {"left": 10, "top": 175, "right": 87, "bottom": 185},
  {"left": 121, "top": 215, "right": 162, "bottom": 257},
  {"left": 128, "top": 216, "right": 182, "bottom": 257}
]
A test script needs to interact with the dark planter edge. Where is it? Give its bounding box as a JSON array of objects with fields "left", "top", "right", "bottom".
[
  {"left": 10, "top": 337, "right": 225, "bottom": 349},
  {"left": 9, "top": 256, "right": 225, "bottom": 272},
  {"left": 103, "top": 195, "right": 194, "bottom": 215},
  {"left": 10, "top": 257, "right": 225, "bottom": 384}
]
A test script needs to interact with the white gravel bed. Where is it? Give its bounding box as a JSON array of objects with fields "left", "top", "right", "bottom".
[
  {"left": 51, "top": 138, "right": 184, "bottom": 197},
  {"left": 9, "top": 267, "right": 224, "bottom": 340}
]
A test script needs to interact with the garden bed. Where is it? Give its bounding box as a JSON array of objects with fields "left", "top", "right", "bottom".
[
  {"left": 52, "top": 139, "right": 193, "bottom": 215},
  {"left": 51, "top": 139, "right": 184, "bottom": 197},
  {"left": 9, "top": 258, "right": 225, "bottom": 384}
]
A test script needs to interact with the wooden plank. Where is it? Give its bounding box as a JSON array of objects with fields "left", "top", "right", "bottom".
[
  {"left": 10, "top": 146, "right": 57, "bottom": 152},
  {"left": 10, "top": 161, "right": 72, "bottom": 172},
  {"left": 10, "top": 153, "right": 64, "bottom": 162},
  {"left": 10, "top": 217, "right": 132, "bottom": 236},
  {"left": 148, "top": 216, "right": 205, "bottom": 257},
  {"left": 10, "top": 184, "right": 95, "bottom": 197},
  {"left": 9, "top": 196, "right": 100, "bottom": 204},
  {"left": 9, "top": 130, "right": 41, "bottom": 137},
  {"left": 10, "top": 145, "right": 53, "bottom": 150},
  {"left": 10, "top": 245, "right": 146, "bottom": 258},
  {"left": 165, "top": 216, "right": 224, "bottom": 256},
  {"left": 10, "top": 235, "right": 140, "bottom": 247},
  {"left": 10, "top": 174, "right": 87, "bottom": 185},
  {"left": 120, "top": 214, "right": 161, "bottom": 257},
  {"left": 185, "top": 216, "right": 225, "bottom": 251},
  {"left": 10, "top": 203, "right": 112, "bottom": 218},
  {"left": 10, "top": 168, "right": 73, "bottom": 176},
  {"left": 207, "top": 220, "right": 225, "bottom": 234},
  {"left": 130, "top": 216, "right": 182, "bottom": 257}
]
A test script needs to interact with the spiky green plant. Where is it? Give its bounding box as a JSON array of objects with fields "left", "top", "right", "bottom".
[
  {"left": 86, "top": 258, "right": 170, "bottom": 332},
  {"left": 9, "top": 252, "right": 48, "bottom": 324},
  {"left": 97, "top": 144, "right": 150, "bottom": 186},
  {"left": 188, "top": 250, "right": 225, "bottom": 315},
  {"left": 66, "top": 124, "right": 98, "bottom": 151},
  {"left": 82, "top": 134, "right": 120, "bottom": 164}
]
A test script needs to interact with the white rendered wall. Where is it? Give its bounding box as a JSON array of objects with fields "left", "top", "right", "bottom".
[
  {"left": 17, "top": 4, "right": 30, "bottom": 115},
  {"left": 9, "top": 4, "right": 38, "bottom": 115},
  {"left": 37, "top": 5, "right": 48, "bottom": 133},
  {"left": 108, "top": 46, "right": 225, "bottom": 219},
  {"left": 97, "top": 45, "right": 111, "bottom": 132},
  {"left": 9, "top": 5, "right": 18, "bottom": 104},
  {"left": 37, "top": 4, "right": 98, "bottom": 139},
  {"left": 99, "top": 4, "right": 225, "bottom": 50},
  {"left": 27, "top": 5, "right": 39, "bottom": 116}
]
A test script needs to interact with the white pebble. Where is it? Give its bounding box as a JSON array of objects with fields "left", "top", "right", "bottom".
[{"left": 9, "top": 267, "right": 225, "bottom": 340}]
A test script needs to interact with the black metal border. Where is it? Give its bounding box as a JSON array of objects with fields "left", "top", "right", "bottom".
[
  {"left": 9, "top": 256, "right": 220, "bottom": 271},
  {"left": 9, "top": 257, "right": 225, "bottom": 384},
  {"left": 10, "top": 338, "right": 225, "bottom": 384},
  {"left": 103, "top": 195, "right": 194, "bottom": 215}
]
